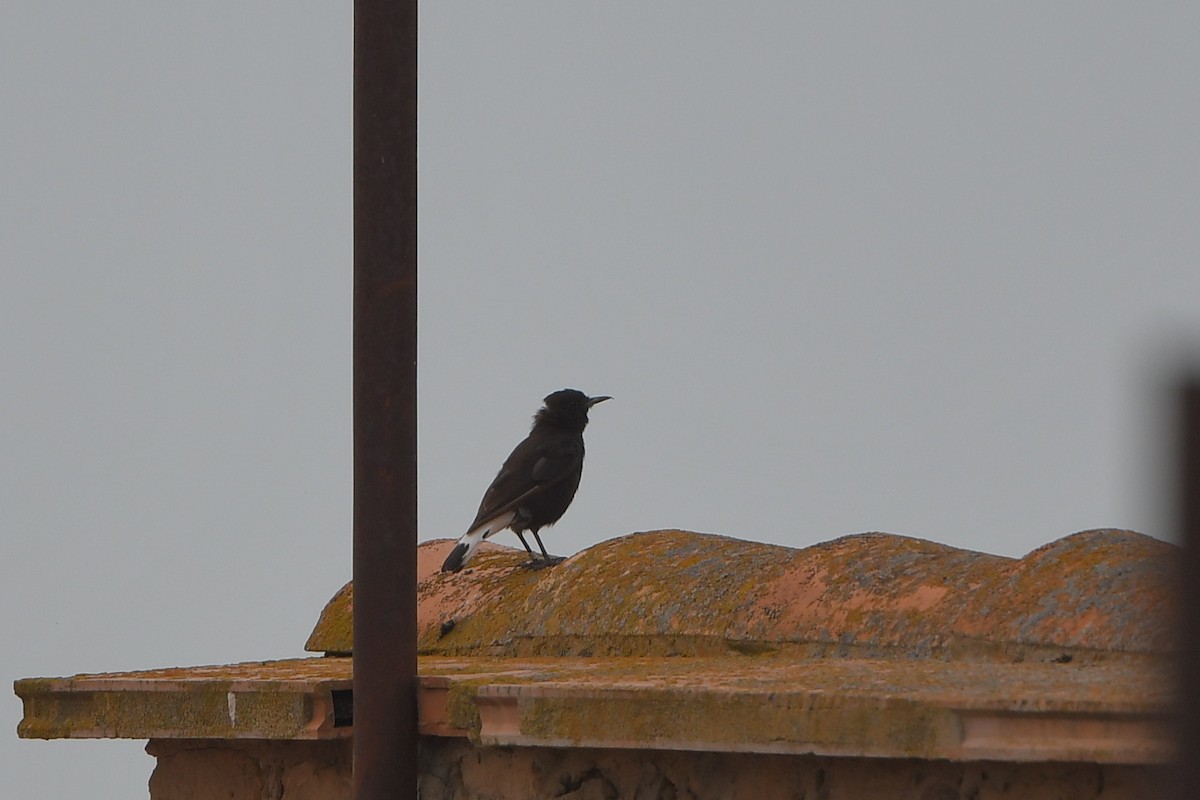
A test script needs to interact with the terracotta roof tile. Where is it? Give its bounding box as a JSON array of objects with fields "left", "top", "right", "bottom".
[{"left": 305, "top": 529, "right": 1176, "bottom": 661}]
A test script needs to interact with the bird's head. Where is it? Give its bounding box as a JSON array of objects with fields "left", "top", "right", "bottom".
[{"left": 535, "top": 389, "right": 611, "bottom": 430}]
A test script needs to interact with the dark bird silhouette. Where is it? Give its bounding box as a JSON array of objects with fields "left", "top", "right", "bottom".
[{"left": 441, "top": 389, "right": 610, "bottom": 573}]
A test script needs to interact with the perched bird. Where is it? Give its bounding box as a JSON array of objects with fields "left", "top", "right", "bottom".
[{"left": 441, "top": 389, "right": 610, "bottom": 573}]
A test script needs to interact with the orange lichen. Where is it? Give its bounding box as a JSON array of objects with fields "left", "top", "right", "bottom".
[{"left": 305, "top": 528, "right": 1177, "bottom": 664}]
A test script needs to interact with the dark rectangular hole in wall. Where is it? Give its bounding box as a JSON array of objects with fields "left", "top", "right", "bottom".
[{"left": 332, "top": 689, "right": 354, "bottom": 728}]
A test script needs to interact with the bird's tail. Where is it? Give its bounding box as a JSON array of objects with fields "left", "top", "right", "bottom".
[{"left": 441, "top": 512, "right": 515, "bottom": 573}]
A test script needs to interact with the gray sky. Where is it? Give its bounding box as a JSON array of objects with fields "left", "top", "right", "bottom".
[{"left": 3, "top": 3, "right": 1198, "bottom": 796}]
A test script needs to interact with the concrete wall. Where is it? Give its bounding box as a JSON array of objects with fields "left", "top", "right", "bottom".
[{"left": 146, "top": 738, "right": 1166, "bottom": 800}]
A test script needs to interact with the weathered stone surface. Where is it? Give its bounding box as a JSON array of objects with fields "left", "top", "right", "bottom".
[
  {"left": 306, "top": 529, "right": 1177, "bottom": 660},
  {"left": 14, "top": 658, "right": 352, "bottom": 740},
  {"left": 15, "top": 527, "right": 1178, "bottom": 798},
  {"left": 147, "top": 743, "right": 265, "bottom": 800},
  {"left": 143, "top": 737, "right": 1169, "bottom": 800},
  {"left": 955, "top": 529, "right": 1177, "bottom": 653},
  {"left": 16, "top": 654, "right": 1173, "bottom": 764},
  {"left": 147, "top": 740, "right": 351, "bottom": 800}
]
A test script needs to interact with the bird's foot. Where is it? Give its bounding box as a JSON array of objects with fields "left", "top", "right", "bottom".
[{"left": 522, "top": 555, "right": 566, "bottom": 570}]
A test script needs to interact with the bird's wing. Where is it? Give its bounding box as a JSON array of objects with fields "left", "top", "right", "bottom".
[
  {"left": 467, "top": 435, "right": 583, "bottom": 530},
  {"left": 530, "top": 443, "right": 582, "bottom": 482}
]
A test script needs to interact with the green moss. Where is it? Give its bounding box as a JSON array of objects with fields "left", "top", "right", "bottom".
[
  {"left": 425, "top": 531, "right": 797, "bottom": 658},
  {"left": 18, "top": 679, "right": 323, "bottom": 740},
  {"left": 306, "top": 528, "right": 1176, "bottom": 663},
  {"left": 306, "top": 581, "right": 353, "bottom": 655},
  {"left": 445, "top": 680, "right": 489, "bottom": 740},
  {"left": 512, "top": 687, "right": 957, "bottom": 757}
]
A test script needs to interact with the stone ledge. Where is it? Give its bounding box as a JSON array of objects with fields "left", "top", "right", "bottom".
[
  {"left": 14, "top": 658, "right": 353, "bottom": 741},
  {"left": 14, "top": 654, "right": 1173, "bottom": 765}
]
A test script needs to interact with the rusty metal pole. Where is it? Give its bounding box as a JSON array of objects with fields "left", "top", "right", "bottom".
[
  {"left": 352, "top": 0, "right": 418, "bottom": 797},
  {"left": 1179, "top": 376, "right": 1200, "bottom": 798}
]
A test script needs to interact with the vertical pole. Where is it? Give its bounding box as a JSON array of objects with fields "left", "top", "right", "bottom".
[
  {"left": 353, "top": 0, "right": 417, "bottom": 797},
  {"left": 1179, "top": 376, "right": 1200, "bottom": 798}
]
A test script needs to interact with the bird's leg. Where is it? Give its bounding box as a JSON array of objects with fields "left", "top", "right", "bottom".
[
  {"left": 522, "top": 530, "right": 565, "bottom": 569},
  {"left": 513, "top": 532, "right": 537, "bottom": 560},
  {"left": 515, "top": 530, "right": 557, "bottom": 570}
]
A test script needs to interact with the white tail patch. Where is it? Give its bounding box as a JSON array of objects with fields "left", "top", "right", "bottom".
[{"left": 451, "top": 511, "right": 516, "bottom": 570}]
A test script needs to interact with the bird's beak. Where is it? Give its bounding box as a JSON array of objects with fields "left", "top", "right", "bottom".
[{"left": 588, "top": 395, "right": 612, "bottom": 407}]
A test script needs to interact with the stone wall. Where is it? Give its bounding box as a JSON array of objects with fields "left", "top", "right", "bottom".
[
  {"left": 145, "top": 737, "right": 1166, "bottom": 800},
  {"left": 146, "top": 740, "right": 351, "bottom": 800}
]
